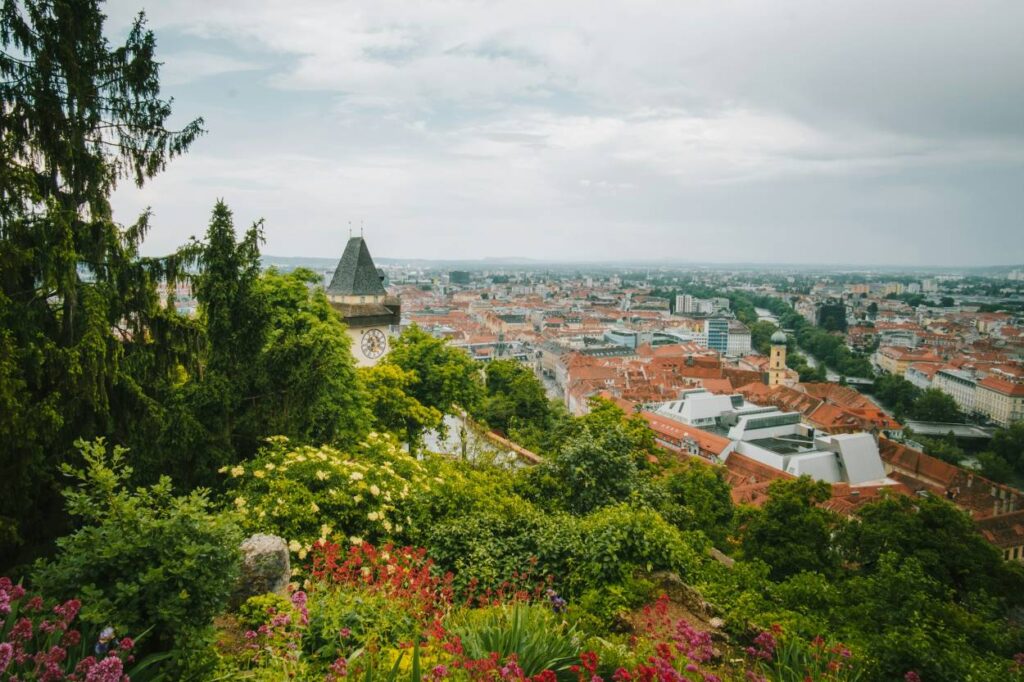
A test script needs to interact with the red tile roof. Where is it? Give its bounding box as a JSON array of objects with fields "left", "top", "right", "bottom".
[{"left": 978, "top": 375, "right": 1024, "bottom": 397}]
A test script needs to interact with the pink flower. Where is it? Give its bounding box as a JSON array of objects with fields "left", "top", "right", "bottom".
[
  {"left": 118, "top": 637, "right": 134, "bottom": 651},
  {"left": 904, "top": 673, "right": 921, "bottom": 682},
  {"left": 0, "top": 642, "right": 14, "bottom": 673},
  {"left": 84, "top": 655, "right": 124, "bottom": 682},
  {"left": 53, "top": 599, "right": 81, "bottom": 625},
  {"left": 10, "top": 617, "right": 33, "bottom": 641},
  {"left": 430, "top": 664, "right": 449, "bottom": 680}
]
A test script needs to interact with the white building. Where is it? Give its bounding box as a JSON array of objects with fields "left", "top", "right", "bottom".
[
  {"left": 726, "top": 321, "right": 752, "bottom": 357},
  {"left": 932, "top": 368, "right": 977, "bottom": 414},
  {"left": 655, "top": 390, "right": 892, "bottom": 486}
]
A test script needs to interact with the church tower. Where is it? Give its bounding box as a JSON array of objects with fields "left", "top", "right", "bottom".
[
  {"left": 768, "top": 330, "right": 787, "bottom": 386},
  {"left": 326, "top": 237, "right": 400, "bottom": 367}
]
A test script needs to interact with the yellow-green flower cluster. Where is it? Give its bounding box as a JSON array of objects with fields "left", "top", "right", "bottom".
[{"left": 223, "top": 433, "right": 430, "bottom": 568}]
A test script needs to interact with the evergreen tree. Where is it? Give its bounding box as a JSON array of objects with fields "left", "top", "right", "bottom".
[{"left": 0, "top": 0, "right": 202, "bottom": 559}]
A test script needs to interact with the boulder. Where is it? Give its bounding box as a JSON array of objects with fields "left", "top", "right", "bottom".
[{"left": 232, "top": 533, "right": 290, "bottom": 607}]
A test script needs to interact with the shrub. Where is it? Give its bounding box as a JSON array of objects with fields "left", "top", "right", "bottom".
[
  {"left": 31, "top": 439, "right": 242, "bottom": 674},
  {"left": 453, "top": 603, "right": 581, "bottom": 678},
  {"left": 238, "top": 592, "right": 293, "bottom": 631},
  {"left": 424, "top": 498, "right": 576, "bottom": 596},
  {"left": 570, "top": 504, "right": 705, "bottom": 593},
  {"left": 227, "top": 434, "right": 428, "bottom": 565}
]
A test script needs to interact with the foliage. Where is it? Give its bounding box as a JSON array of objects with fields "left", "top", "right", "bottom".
[
  {"left": 911, "top": 388, "right": 964, "bottom": 423},
  {"left": 741, "top": 478, "right": 841, "bottom": 581},
  {"left": 975, "top": 421, "right": 1024, "bottom": 483},
  {"left": 657, "top": 463, "right": 735, "bottom": 547},
  {"left": 745, "top": 627, "right": 863, "bottom": 682},
  {"left": 228, "top": 435, "right": 427, "bottom": 565},
  {"left": 453, "top": 604, "right": 581, "bottom": 678},
  {"left": 816, "top": 302, "right": 849, "bottom": 334},
  {"left": 479, "top": 360, "right": 554, "bottom": 450},
  {"left": 238, "top": 592, "right": 293, "bottom": 632},
  {"left": 363, "top": 363, "right": 443, "bottom": 448},
  {"left": 837, "top": 493, "right": 1024, "bottom": 606},
  {"left": 572, "top": 576, "right": 656, "bottom": 633},
  {"left": 0, "top": 576, "right": 167, "bottom": 681},
  {"left": 385, "top": 325, "right": 483, "bottom": 416},
  {"left": 136, "top": 209, "right": 371, "bottom": 491},
  {"left": 424, "top": 497, "right": 573, "bottom": 596},
  {"left": 31, "top": 439, "right": 241, "bottom": 674},
  {"left": 873, "top": 374, "right": 965, "bottom": 423},
  {"left": 571, "top": 505, "right": 704, "bottom": 592},
  {"left": 525, "top": 398, "right": 656, "bottom": 516},
  {"left": 220, "top": 590, "right": 310, "bottom": 680},
  {"left": 546, "top": 428, "right": 642, "bottom": 515},
  {"left": 0, "top": 0, "right": 203, "bottom": 562}
]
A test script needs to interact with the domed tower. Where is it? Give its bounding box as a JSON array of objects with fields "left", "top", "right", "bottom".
[{"left": 768, "top": 330, "right": 787, "bottom": 386}]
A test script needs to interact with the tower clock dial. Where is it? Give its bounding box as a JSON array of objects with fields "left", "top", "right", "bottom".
[{"left": 361, "top": 328, "right": 387, "bottom": 359}]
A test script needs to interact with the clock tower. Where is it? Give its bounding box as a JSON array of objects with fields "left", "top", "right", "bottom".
[{"left": 325, "top": 236, "right": 400, "bottom": 367}]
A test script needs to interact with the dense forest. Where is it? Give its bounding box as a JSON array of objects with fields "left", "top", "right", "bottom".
[{"left": 2, "top": 3, "right": 1024, "bottom": 681}]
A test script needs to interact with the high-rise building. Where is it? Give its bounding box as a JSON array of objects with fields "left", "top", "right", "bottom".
[{"left": 703, "top": 318, "right": 729, "bottom": 354}]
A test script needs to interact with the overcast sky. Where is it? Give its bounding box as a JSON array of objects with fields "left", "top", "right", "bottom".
[{"left": 105, "top": 0, "right": 1024, "bottom": 266}]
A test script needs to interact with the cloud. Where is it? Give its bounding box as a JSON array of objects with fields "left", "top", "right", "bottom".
[
  {"left": 102, "top": 0, "right": 1024, "bottom": 265},
  {"left": 159, "top": 50, "right": 262, "bottom": 86}
]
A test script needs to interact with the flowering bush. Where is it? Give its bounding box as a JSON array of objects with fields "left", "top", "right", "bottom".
[
  {"left": 0, "top": 577, "right": 143, "bottom": 681},
  {"left": 742, "top": 624, "right": 862, "bottom": 682},
  {"left": 223, "top": 590, "right": 311, "bottom": 679},
  {"left": 227, "top": 434, "right": 432, "bottom": 566},
  {"left": 310, "top": 542, "right": 453, "bottom": 623}
]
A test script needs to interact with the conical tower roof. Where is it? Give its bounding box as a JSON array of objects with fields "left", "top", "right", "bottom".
[{"left": 326, "top": 237, "right": 387, "bottom": 297}]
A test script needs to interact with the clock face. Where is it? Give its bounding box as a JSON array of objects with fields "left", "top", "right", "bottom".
[{"left": 361, "top": 329, "right": 387, "bottom": 359}]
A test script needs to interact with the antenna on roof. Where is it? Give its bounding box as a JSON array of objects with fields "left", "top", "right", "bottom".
[
  {"left": 348, "top": 221, "right": 352, "bottom": 238},
  {"left": 360, "top": 220, "right": 364, "bottom": 238}
]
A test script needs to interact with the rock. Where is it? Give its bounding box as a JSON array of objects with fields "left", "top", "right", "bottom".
[
  {"left": 650, "top": 571, "right": 718, "bottom": 621},
  {"left": 232, "top": 534, "right": 290, "bottom": 607}
]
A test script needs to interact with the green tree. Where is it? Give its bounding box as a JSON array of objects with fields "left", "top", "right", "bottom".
[
  {"left": 910, "top": 388, "right": 964, "bottom": 422},
  {"left": 749, "top": 320, "right": 777, "bottom": 354},
  {"left": 658, "top": 463, "right": 734, "bottom": 547},
  {"left": 247, "top": 268, "right": 370, "bottom": 448},
  {"left": 987, "top": 421, "right": 1024, "bottom": 476},
  {"left": 384, "top": 324, "right": 483, "bottom": 415},
  {"left": 0, "top": 0, "right": 202, "bottom": 559},
  {"left": 837, "top": 494, "right": 1024, "bottom": 605},
  {"left": 482, "top": 360, "right": 550, "bottom": 427},
  {"left": 362, "top": 362, "right": 442, "bottom": 447},
  {"left": 190, "top": 201, "right": 265, "bottom": 378},
  {"left": 741, "top": 477, "right": 840, "bottom": 580},
  {"left": 546, "top": 426, "right": 642, "bottom": 515}
]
